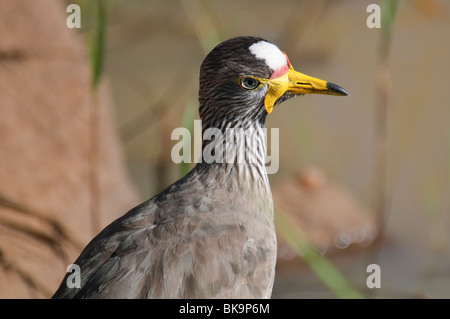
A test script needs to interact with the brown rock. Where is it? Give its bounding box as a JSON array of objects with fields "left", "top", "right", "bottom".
[
  {"left": 274, "top": 167, "right": 377, "bottom": 262},
  {"left": 0, "top": 0, "right": 138, "bottom": 298}
]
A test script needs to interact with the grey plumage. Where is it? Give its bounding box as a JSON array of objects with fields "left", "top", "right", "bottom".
[
  {"left": 52, "top": 36, "right": 347, "bottom": 299},
  {"left": 53, "top": 37, "right": 277, "bottom": 299},
  {"left": 54, "top": 162, "right": 275, "bottom": 298}
]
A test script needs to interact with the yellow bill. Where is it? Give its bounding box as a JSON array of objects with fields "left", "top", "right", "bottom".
[{"left": 263, "top": 67, "right": 348, "bottom": 114}]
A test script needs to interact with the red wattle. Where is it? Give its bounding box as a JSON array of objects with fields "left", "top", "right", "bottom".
[{"left": 269, "top": 64, "right": 289, "bottom": 79}]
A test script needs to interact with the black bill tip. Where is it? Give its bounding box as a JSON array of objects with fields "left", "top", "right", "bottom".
[{"left": 326, "top": 82, "right": 348, "bottom": 96}]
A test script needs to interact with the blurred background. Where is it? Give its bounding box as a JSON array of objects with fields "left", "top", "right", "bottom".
[{"left": 0, "top": 0, "right": 449, "bottom": 298}]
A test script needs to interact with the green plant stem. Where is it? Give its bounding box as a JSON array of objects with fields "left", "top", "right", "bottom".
[{"left": 275, "top": 208, "right": 363, "bottom": 299}]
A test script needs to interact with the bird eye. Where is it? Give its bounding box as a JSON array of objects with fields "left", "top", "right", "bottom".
[{"left": 239, "top": 77, "right": 261, "bottom": 90}]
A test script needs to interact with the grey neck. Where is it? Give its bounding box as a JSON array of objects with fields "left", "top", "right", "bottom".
[{"left": 196, "top": 118, "right": 271, "bottom": 199}]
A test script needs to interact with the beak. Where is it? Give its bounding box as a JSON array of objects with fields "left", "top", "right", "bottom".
[
  {"left": 287, "top": 68, "right": 348, "bottom": 97},
  {"left": 264, "top": 67, "right": 348, "bottom": 114}
]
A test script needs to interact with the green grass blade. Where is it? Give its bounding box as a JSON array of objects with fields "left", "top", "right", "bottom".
[
  {"left": 275, "top": 207, "right": 363, "bottom": 299},
  {"left": 382, "top": 0, "right": 399, "bottom": 37},
  {"left": 89, "top": 0, "right": 106, "bottom": 89}
]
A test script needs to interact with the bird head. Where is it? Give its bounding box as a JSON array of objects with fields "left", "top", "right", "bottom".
[{"left": 199, "top": 36, "right": 347, "bottom": 128}]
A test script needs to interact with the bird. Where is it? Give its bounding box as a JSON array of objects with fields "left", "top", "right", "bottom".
[{"left": 52, "top": 36, "right": 347, "bottom": 299}]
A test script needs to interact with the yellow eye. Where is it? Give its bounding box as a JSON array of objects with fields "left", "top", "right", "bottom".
[{"left": 238, "top": 77, "right": 261, "bottom": 90}]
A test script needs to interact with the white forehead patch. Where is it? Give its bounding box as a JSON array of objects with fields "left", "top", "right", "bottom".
[{"left": 249, "top": 41, "right": 287, "bottom": 72}]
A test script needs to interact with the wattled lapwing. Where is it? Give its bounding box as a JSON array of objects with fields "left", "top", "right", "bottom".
[{"left": 53, "top": 36, "right": 347, "bottom": 299}]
